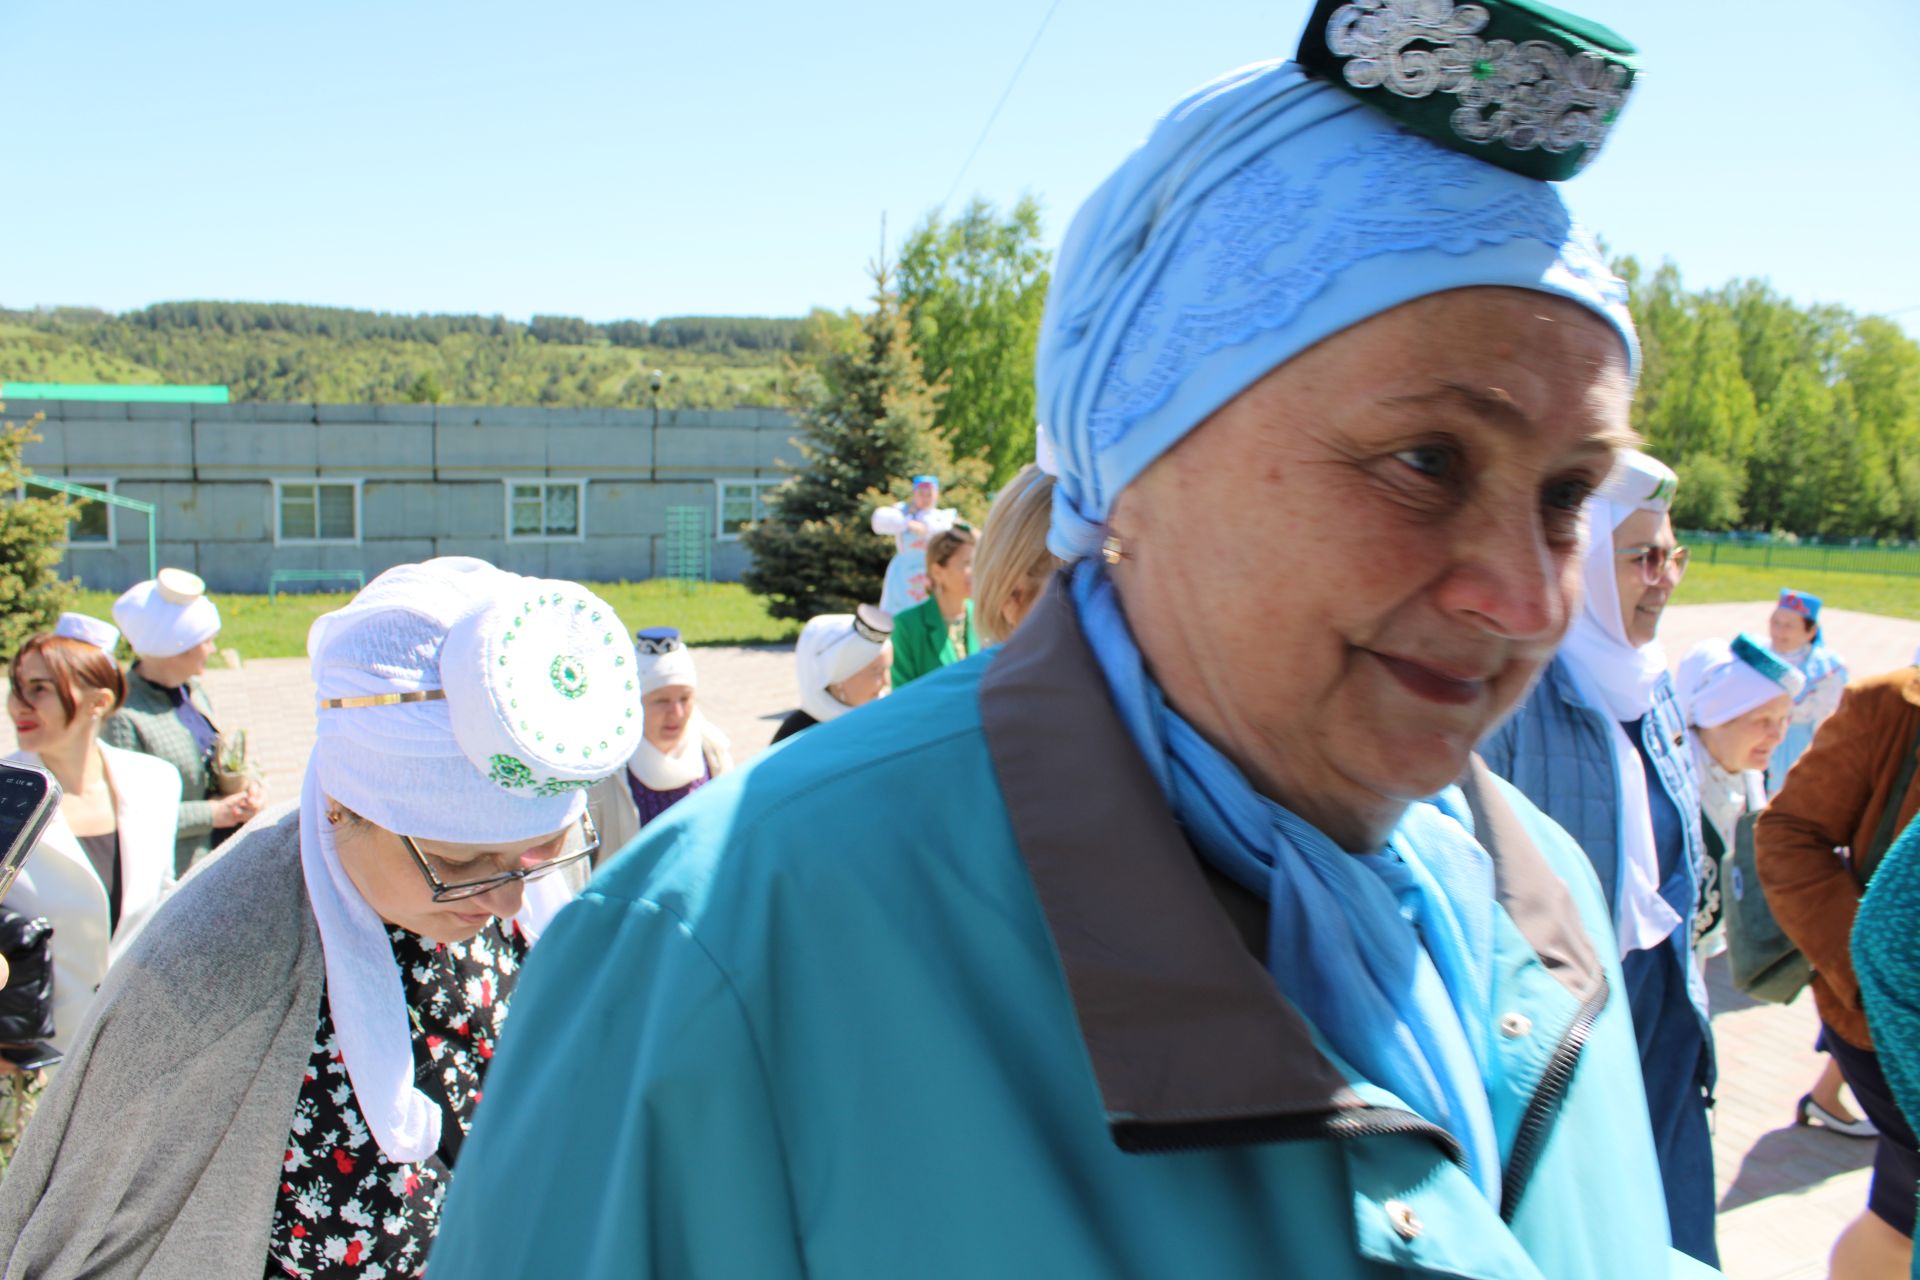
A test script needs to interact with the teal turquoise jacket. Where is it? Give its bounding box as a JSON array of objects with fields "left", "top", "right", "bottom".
[
  {"left": 890, "top": 595, "right": 977, "bottom": 688},
  {"left": 1856, "top": 813, "right": 1920, "bottom": 1266},
  {"left": 433, "top": 586, "right": 1717, "bottom": 1279}
]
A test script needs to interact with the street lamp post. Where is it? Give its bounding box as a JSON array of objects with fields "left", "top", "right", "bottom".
[{"left": 648, "top": 369, "right": 664, "bottom": 483}]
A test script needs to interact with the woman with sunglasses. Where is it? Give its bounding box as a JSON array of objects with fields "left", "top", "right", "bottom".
[
  {"left": 0, "top": 558, "right": 634, "bottom": 1279},
  {"left": 1483, "top": 450, "right": 1717, "bottom": 1266}
]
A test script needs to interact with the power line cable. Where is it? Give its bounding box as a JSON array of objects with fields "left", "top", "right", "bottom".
[{"left": 942, "top": 0, "right": 1066, "bottom": 211}]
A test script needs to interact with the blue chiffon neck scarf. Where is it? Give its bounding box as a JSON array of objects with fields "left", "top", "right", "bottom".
[{"left": 1073, "top": 560, "right": 1503, "bottom": 1204}]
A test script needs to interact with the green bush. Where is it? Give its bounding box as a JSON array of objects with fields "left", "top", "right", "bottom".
[{"left": 0, "top": 409, "right": 77, "bottom": 657}]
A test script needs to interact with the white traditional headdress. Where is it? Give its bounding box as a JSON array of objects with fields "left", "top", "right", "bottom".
[
  {"left": 1677, "top": 634, "right": 1805, "bottom": 730},
  {"left": 300, "top": 557, "right": 639, "bottom": 1162},
  {"left": 112, "top": 568, "right": 221, "bottom": 658},
  {"left": 795, "top": 605, "right": 892, "bottom": 725},
  {"left": 53, "top": 612, "right": 120, "bottom": 656}
]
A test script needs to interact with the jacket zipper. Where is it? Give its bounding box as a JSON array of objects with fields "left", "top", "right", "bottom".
[
  {"left": 1113, "top": 1103, "right": 1464, "bottom": 1166},
  {"left": 1115, "top": 978, "right": 1607, "bottom": 1218},
  {"left": 1499, "top": 973, "right": 1610, "bottom": 1221}
]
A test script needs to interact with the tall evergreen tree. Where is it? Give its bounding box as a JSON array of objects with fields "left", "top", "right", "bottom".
[
  {"left": 743, "top": 268, "right": 987, "bottom": 623},
  {"left": 0, "top": 409, "right": 78, "bottom": 656}
]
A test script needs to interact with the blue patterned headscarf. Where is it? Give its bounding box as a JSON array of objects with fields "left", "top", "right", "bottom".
[{"left": 1036, "top": 60, "right": 1639, "bottom": 559}]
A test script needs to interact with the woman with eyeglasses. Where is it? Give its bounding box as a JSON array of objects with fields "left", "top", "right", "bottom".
[
  {"left": 0, "top": 559, "right": 634, "bottom": 1280},
  {"left": 1483, "top": 450, "right": 1718, "bottom": 1266}
]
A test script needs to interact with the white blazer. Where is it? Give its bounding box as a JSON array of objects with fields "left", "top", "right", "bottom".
[{"left": 3, "top": 743, "right": 181, "bottom": 1053}]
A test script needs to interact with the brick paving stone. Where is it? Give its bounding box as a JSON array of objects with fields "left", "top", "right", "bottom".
[{"left": 4, "top": 603, "right": 1911, "bottom": 1278}]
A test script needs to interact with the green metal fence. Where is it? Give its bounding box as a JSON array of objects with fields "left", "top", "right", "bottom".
[
  {"left": 1682, "top": 532, "right": 1920, "bottom": 578},
  {"left": 662, "top": 505, "right": 711, "bottom": 591}
]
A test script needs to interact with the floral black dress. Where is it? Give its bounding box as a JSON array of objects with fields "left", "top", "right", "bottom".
[{"left": 263, "top": 920, "right": 525, "bottom": 1278}]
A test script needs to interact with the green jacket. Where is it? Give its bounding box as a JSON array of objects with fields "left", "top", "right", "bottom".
[
  {"left": 100, "top": 668, "right": 221, "bottom": 876},
  {"left": 890, "top": 596, "right": 977, "bottom": 688}
]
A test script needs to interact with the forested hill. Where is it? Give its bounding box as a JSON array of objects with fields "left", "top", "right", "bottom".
[{"left": 0, "top": 302, "right": 819, "bottom": 409}]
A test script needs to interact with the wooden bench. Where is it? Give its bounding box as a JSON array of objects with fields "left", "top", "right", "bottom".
[{"left": 267, "top": 568, "right": 366, "bottom": 601}]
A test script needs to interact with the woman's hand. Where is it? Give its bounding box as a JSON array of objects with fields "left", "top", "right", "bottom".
[
  {"left": 907, "top": 520, "right": 928, "bottom": 536},
  {"left": 213, "top": 780, "right": 266, "bottom": 828}
]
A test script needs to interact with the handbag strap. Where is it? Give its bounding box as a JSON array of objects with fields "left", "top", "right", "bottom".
[{"left": 1860, "top": 715, "right": 1920, "bottom": 885}]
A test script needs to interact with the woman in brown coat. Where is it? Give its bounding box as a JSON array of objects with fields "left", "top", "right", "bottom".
[{"left": 1756, "top": 666, "right": 1920, "bottom": 1280}]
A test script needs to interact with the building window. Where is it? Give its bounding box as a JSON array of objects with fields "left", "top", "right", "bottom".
[
  {"left": 714, "top": 478, "right": 780, "bottom": 541},
  {"left": 12, "top": 478, "right": 115, "bottom": 545},
  {"left": 61, "top": 478, "right": 114, "bottom": 545},
  {"left": 506, "top": 480, "right": 585, "bottom": 541},
  {"left": 275, "top": 480, "right": 361, "bottom": 544}
]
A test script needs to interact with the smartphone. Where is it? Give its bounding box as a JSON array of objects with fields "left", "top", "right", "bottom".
[
  {"left": 0, "top": 760, "right": 60, "bottom": 905},
  {"left": 0, "top": 1042, "right": 60, "bottom": 1072}
]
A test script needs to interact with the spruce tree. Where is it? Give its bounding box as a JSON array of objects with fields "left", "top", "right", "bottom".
[
  {"left": 744, "top": 267, "right": 987, "bottom": 623},
  {"left": 0, "top": 408, "right": 78, "bottom": 657}
]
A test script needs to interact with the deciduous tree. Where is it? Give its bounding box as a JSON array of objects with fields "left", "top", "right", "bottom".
[{"left": 898, "top": 197, "right": 1050, "bottom": 488}]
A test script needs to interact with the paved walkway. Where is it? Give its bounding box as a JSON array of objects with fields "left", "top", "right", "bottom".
[
  {"left": 1661, "top": 601, "right": 1920, "bottom": 683},
  {"left": 10, "top": 599, "right": 1920, "bottom": 1278}
]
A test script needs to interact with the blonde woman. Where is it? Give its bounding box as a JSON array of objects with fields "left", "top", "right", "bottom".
[{"left": 973, "top": 464, "right": 1064, "bottom": 645}]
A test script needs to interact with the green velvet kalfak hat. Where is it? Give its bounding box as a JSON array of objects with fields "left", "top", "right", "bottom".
[{"left": 1296, "top": 0, "right": 1638, "bottom": 182}]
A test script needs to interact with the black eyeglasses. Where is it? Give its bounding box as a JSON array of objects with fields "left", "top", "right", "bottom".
[{"left": 400, "top": 810, "right": 600, "bottom": 903}]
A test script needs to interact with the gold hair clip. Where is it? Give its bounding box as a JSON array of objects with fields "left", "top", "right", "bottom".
[{"left": 318, "top": 690, "right": 448, "bottom": 710}]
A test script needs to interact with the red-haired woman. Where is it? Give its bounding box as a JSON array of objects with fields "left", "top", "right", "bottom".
[{"left": 4, "top": 615, "right": 181, "bottom": 1061}]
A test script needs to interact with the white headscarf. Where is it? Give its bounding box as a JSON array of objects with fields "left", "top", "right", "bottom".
[
  {"left": 302, "top": 557, "right": 638, "bottom": 1162},
  {"left": 1676, "top": 634, "right": 1805, "bottom": 730},
  {"left": 795, "top": 606, "right": 891, "bottom": 725},
  {"left": 112, "top": 568, "right": 221, "bottom": 658},
  {"left": 1558, "top": 451, "right": 1677, "bottom": 722},
  {"left": 628, "top": 711, "right": 728, "bottom": 792},
  {"left": 1555, "top": 450, "right": 1682, "bottom": 957}
]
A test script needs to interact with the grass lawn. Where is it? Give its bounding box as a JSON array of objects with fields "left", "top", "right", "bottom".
[
  {"left": 1673, "top": 563, "right": 1920, "bottom": 620},
  {"left": 70, "top": 580, "right": 800, "bottom": 662}
]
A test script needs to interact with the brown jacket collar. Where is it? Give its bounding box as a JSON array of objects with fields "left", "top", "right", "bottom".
[{"left": 978, "top": 573, "right": 1602, "bottom": 1141}]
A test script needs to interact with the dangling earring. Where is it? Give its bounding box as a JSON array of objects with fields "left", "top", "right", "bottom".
[{"left": 1101, "top": 534, "right": 1127, "bottom": 565}]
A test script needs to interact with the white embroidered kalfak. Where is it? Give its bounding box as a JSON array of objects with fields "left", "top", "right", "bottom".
[{"left": 300, "top": 557, "right": 637, "bottom": 1162}]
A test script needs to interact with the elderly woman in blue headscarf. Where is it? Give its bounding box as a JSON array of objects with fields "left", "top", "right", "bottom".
[{"left": 433, "top": 6, "right": 1715, "bottom": 1277}]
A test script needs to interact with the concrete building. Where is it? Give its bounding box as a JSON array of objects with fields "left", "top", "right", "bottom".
[{"left": 8, "top": 397, "right": 800, "bottom": 592}]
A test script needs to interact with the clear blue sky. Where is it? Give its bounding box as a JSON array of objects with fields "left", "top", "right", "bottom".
[{"left": 7, "top": 0, "right": 1917, "bottom": 337}]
